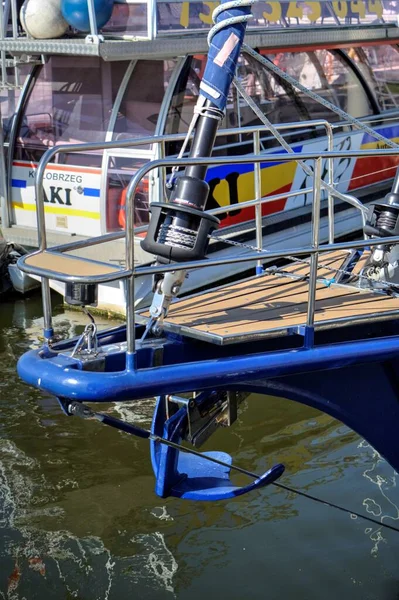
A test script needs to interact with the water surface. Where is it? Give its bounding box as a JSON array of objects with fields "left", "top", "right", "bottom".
[{"left": 0, "top": 293, "right": 398, "bottom": 599}]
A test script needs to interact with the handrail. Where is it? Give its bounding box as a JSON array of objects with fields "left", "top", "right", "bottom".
[
  {"left": 122, "top": 148, "right": 399, "bottom": 355},
  {"left": 0, "top": 0, "right": 106, "bottom": 41},
  {"left": 33, "top": 118, "right": 356, "bottom": 254},
  {"left": 19, "top": 144, "right": 399, "bottom": 355}
]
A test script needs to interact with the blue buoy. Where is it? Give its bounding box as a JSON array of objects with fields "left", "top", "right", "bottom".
[{"left": 61, "top": 0, "right": 114, "bottom": 32}]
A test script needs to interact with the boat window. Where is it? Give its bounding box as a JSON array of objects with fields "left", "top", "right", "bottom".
[
  {"left": 346, "top": 45, "right": 399, "bottom": 111},
  {"left": 165, "top": 56, "right": 210, "bottom": 136},
  {"left": 106, "top": 156, "right": 149, "bottom": 232},
  {"left": 1, "top": 65, "right": 32, "bottom": 143},
  {"left": 263, "top": 50, "right": 372, "bottom": 122},
  {"left": 165, "top": 49, "right": 372, "bottom": 159},
  {"left": 14, "top": 57, "right": 127, "bottom": 167},
  {"left": 113, "top": 59, "right": 177, "bottom": 145},
  {"left": 313, "top": 50, "right": 373, "bottom": 118},
  {"left": 164, "top": 54, "right": 285, "bottom": 154}
]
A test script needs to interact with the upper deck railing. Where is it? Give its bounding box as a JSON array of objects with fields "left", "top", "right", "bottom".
[
  {"left": 16, "top": 144, "right": 399, "bottom": 359},
  {"left": 0, "top": 0, "right": 398, "bottom": 49}
]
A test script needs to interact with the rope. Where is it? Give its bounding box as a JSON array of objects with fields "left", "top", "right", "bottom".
[
  {"left": 273, "top": 480, "right": 399, "bottom": 534},
  {"left": 241, "top": 43, "right": 399, "bottom": 150}
]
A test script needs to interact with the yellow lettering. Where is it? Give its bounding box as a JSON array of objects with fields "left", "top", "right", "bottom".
[
  {"left": 306, "top": 1, "right": 321, "bottom": 22},
  {"left": 180, "top": 1, "right": 190, "bottom": 28},
  {"left": 262, "top": 1, "right": 282, "bottom": 22},
  {"left": 199, "top": 2, "right": 219, "bottom": 25},
  {"left": 368, "top": 0, "right": 383, "bottom": 17},
  {"left": 350, "top": 0, "right": 366, "bottom": 17},
  {"left": 287, "top": 1, "right": 303, "bottom": 19},
  {"left": 332, "top": 0, "right": 348, "bottom": 18}
]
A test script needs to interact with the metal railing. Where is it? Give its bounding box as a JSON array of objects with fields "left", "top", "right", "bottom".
[
  {"left": 0, "top": 0, "right": 396, "bottom": 52},
  {"left": 17, "top": 145, "right": 399, "bottom": 366},
  {"left": 19, "top": 121, "right": 368, "bottom": 340},
  {"left": 0, "top": 0, "right": 103, "bottom": 41},
  {"left": 28, "top": 118, "right": 366, "bottom": 250},
  {"left": 122, "top": 148, "right": 399, "bottom": 358}
]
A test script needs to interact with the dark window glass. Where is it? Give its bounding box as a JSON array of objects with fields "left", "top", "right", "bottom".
[
  {"left": 113, "top": 59, "right": 177, "bottom": 143},
  {"left": 165, "top": 50, "right": 371, "bottom": 158},
  {"left": 106, "top": 156, "right": 149, "bottom": 232},
  {"left": 348, "top": 45, "right": 399, "bottom": 110},
  {"left": 263, "top": 50, "right": 372, "bottom": 122},
  {"left": 15, "top": 57, "right": 126, "bottom": 166},
  {"left": 1, "top": 65, "right": 31, "bottom": 143},
  {"left": 313, "top": 50, "right": 373, "bottom": 118}
]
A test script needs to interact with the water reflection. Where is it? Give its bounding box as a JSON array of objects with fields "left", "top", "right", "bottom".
[{"left": 0, "top": 294, "right": 399, "bottom": 599}]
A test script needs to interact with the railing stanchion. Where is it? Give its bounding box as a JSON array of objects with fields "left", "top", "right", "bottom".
[
  {"left": 86, "top": 0, "right": 99, "bottom": 37},
  {"left": 125, "top": 178, "right": 136, "bottom": 366},
  {"left": 147, "top": 0, "right": 157, "bottom": 39},
  {"left": 326, "top": 124, "right": 334, "bottom": 244},
  {"left": 307, "top": 157, "right": 322, "bottom": 332},
  {"left": 35, "top": 155, "right": 54, "bottom": 341},
  {"left": 253, "top": 130, "right": 263, "bottom": 274},
  {"left": 10, "top": 0, "right": 17, "bottom": 39}
]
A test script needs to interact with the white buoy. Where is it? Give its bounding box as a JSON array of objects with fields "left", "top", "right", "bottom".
[{"left": 20, "top": 0, "right": 69, "bottom": 39}]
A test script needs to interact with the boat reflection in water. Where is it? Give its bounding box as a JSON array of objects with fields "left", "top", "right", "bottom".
[{"left": 0, "top": 296, "right": 398, "bottom": 599}]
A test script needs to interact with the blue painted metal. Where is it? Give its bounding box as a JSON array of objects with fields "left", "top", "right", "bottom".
[
  {"left": 231, "top": 359, "right": 399, "bottom": 477},
  {"left": 16, "top": 323, "right": 399, "bottom": 499},
  {"left": 200, "top": 0, "right": 252, "bottom": 111},
  {"left": 17, "top": 333, "right": 399, "bottom": 402},
  {"left": 150, "top": 396, "right": 284, "bottom": 500}
]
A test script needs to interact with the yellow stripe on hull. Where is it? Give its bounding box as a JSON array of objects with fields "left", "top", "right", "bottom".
[
  {"left": 213, "top": 162, "right": 297, "bottom": 206},
  {"left": 12, "top": 203, "right": 100, "bottom": 220}
]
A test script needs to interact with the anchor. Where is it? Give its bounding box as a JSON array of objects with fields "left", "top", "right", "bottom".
[{"left": 60, "top": 393, "right": 284, "bottom": 501}]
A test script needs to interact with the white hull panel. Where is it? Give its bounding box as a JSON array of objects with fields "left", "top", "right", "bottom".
[{"left": 37, "top": 206, "right": 363, "bottom": 315}]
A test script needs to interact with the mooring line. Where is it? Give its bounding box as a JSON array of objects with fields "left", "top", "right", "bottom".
[{"left": 272, "top": 481, "right": 399, "bottom": 534}]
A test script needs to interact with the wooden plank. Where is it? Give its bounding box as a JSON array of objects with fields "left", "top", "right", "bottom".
[
  {"left": 165, "top": 277, "right": 399, "bottom": 337},
  {"left": 168, "top": 250, "right": 351, "bottom": 318},
  {"left": 157, "top": 248, "right": 399, "bottom": 343},
  {"left": 169, "top": 278, "right": 310, "bottom": 322},
  {"left": 169, "top": 285, "right": 357, "bottom": 329},
  {"left": 25, "top": 251, "right": 120, "bottom": 277},
  {"left": 193, "top": 287, "right": 361, "bottom": 334}
]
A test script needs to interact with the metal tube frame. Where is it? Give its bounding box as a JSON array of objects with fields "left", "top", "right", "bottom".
[
  {"left": 253, "top": 130, "right": 262, "bottom": 274},
  {"left": 86, "top": 0, "right": 99, "bottom": 37},
  {"left": 327, "top": 127, "right": 334, "bottom": 243},
  {"left": 26, "top": 146, "right": 399, "bottom": 358},
  {"left": 28, "top": 120, "right": 380, "bottom": 355},
  {"left": 0, "top": 100, "right": 9, "bottom": 228},
  {"left": 0, "top": 1, "right": 6, "bottom": 87},
  {"left": 307, "top": 157, "right": 321, "bottom": 330},
  {"left": 10, "top": 0, "right": 17, "bottom": 40}
]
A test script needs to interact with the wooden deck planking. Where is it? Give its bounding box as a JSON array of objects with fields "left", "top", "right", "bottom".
[
  {"left": 159, "top": 249, "right": 399, "bottom": 341},
  {"left": 201, "top": 290, "right": 399, "bottom": 336},
  {"left": 176, "top": 286, "right": 361, "bottom": 333},
  {"left": 169, "top": 250, "right": 352, "bottom": 319}
]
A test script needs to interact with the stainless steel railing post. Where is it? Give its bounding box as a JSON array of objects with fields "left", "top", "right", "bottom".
[
  {"left": 124, "top": 173, "right": 136, "bottom": 367},
  {"left": 10, "top": 0, "right": 17, "bottom": 39},
  {"left": 306, "top": 157, "right": 322, "bottom": 331},
  {"left": 0, "top": 0, "right": 6, "bottom": 87},
  {"left": 35, "top": 155, "right": 53, "bottom": 340},
  {"left": 86, "top": 0, "right": 99, "bottom": 36},
  {"left": 326, "top": 123, "right": 334, "bottom": 244},
  {"left": 147, "top": 0, "right": 157, "bottom": 39},
  {"left": 253, "top": 130, "right": 263, "bottom": 274}
]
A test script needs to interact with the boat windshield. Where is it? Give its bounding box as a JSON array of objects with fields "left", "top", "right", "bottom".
[{"left": 14, "top": 57, "right": 127, "bottom": 167}]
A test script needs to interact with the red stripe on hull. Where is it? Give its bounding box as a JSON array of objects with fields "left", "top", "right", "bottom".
[
  {"left": 348, "top": 156, "right": 399, "bottom": 191},
  {"left": 219, "top": 183, "right": 290, "bottom": 229}
]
